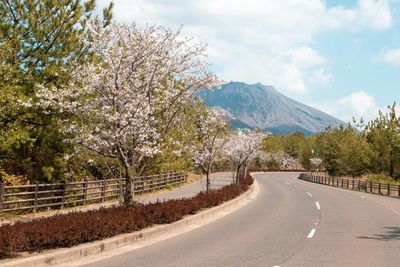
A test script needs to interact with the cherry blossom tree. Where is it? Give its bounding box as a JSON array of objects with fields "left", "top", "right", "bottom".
[
  {"left": 187, "top": 108, "right": 227, "bottom": 192},
  {"left": 35, "top": 19, "right": 218, "bottom": 204},
  {"left": 223, "top": 131, "right": 266, "bottom": 184}
]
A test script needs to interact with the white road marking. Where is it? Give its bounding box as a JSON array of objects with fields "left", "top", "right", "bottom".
[
  {"left": 307, "top": 228, "right": 316, "bottom": 238},
  {"left": 285, "top": 181, "right": 290, "bottom": 185},
  {"left": 360, "top": 195, "right": 399, "bottom": 217},
  {"left": 315, "top": 201, "right": 321, "bottom": 210},
  {"left": 387, "top": 208, "right": 400, "bottom": 216},
  {"left": 306, "top": 192, "right": 313, "bottom": 197}
]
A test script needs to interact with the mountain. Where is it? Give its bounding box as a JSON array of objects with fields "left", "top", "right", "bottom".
[{"left": 198, "top": 82, "right": 343, "bottom": 135}]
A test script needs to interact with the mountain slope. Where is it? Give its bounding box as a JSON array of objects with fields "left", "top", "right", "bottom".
[{"left": 198, "top": 82, "right": 343, "bottom": 134}]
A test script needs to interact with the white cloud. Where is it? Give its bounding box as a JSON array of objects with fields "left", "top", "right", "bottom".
[
  {"left": 97, "top": 0, "right": 393, "bottom": 93},
  {"left": 316, "top": 91, "right": 381, "bottom": 122},
  {"left": 376, "top": 48, "right": 400, "bottom": 67},
  {"left": 309, "top": 68, "right": 335, "bottom": 87},
  {"left": 326, "top": 0, "right": 392, "bottom": 31}
]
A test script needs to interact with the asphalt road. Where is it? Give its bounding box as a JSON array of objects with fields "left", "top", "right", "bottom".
[{"left": 77, "top": 172, "right": 400, "bottom": 267}]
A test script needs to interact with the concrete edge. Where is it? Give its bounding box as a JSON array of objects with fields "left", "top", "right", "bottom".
[{"left": 0, "top": 179, "right": 260, "bottom": 267}]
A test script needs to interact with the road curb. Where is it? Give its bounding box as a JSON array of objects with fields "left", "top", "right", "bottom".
[{"left": 0, "top": 180, "right": 259, "bottom": 267}]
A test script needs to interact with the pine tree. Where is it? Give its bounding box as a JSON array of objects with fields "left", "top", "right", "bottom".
[{"left": 0, "top": 0, "right": 112, "bottom": 182}]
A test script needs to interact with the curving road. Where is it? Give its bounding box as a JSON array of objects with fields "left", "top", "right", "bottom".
[{"left": 69, "top": 172, "right": 400, "bottom": 267}]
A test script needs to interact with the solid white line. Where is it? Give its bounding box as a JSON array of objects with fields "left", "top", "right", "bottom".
[
  {"left": 315, "top": 201, "right": 321, "bottom": 210},
  {"left": 387, "top": 208, "right": 400, "bottom": 216},
  {"left": 306, "top": 192, "right": 312, "bottom": 197},
  {"left": 307, "top": 228, "right": 316, "bottom": 238}
]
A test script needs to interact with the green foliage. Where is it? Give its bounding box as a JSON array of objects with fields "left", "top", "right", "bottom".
[
  {"left": 365, "top": 104, "right": 400, "bottom": 178},
  {"left": 262, "top": 132, "right": 315, "bottom": 170},
  {"left": 365, "top": 173, "right": 398, "bottom": 185},
  {"left": 0, "top": 0, "right": 112, "bottom": 182},
  {"left": 315, "top": 124, "right": 372, "bottom": 177},
  {"left": 310, "top": 103, "right": 400, "bottom": 180}
]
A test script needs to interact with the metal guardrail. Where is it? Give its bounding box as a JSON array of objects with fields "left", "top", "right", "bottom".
[
  {"left": 299, "top": 173, "right": 400, "bottom": 198},
  {"left": 0, "top": 172, "right": 187, "bottom": 214}
]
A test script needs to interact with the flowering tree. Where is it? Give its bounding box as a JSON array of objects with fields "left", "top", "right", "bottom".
[
  {"left": 223, "top": 131, "right": 266, "bottom": 184},
  {"left": 35, "top": 19, "right": 218, "bottom": 204},
  {"left": 187, "top": 108, "right": 227, "bottom": 192}
]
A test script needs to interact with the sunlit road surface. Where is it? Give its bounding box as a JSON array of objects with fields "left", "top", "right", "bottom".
[{"left": 72, "top": 172, "right": 400, "bottom": 267}]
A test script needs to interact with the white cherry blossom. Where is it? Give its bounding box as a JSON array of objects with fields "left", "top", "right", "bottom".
[{"left": 35, "top": 19, "right": 218, "bottom": 204}]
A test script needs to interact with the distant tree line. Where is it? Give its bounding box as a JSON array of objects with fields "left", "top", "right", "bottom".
[{"left": 260, "top": 104, "right": 400, "bottom": 182}]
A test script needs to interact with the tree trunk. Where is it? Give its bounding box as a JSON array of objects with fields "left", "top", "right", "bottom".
[
  {"left": 206, "top": 170, "right": 210, "bottom": 192},
  {"left": 235, "top": 165, "right": 241, "bottom": 185},
  {"left": 117, "top": 147, "right": 135, "bottom": 205},
  {"left": 124, "top": 166, "right": 135, "bottom": 205},
  {"left": 244, "top": 164, "right": 248, "bottom": 180}
]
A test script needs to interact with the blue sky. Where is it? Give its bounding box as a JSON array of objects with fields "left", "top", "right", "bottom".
[{"left": 97, "top": 0, "right": 400, "bottom": 122}]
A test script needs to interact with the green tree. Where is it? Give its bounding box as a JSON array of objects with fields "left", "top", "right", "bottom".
[
  {"left": 316, "top": 124, "right": 372, "bottom": 176},
  {"left": 365, "top": 104, "right": 400, "bottom": 179},
  {"left": 0, "top": 0, "right": 112, "bottom": 182}
]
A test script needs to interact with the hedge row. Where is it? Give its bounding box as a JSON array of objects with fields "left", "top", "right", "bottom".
[{"left": 0, "top": 174, "right": 253, "bottom": 258}]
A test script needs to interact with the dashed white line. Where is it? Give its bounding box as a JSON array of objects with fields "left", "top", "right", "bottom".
[
  {"left": 306, "top": 192, "right": 313, "bottom": 197},
  {"left": 307, "top": 228, "right": 316, "bottom": 238},
  {"left": 315, "top": 201, "right": 321, "bottom": 210}
]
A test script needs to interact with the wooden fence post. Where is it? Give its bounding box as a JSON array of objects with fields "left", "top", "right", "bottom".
[
  {"left": 101, "top": 179, "right": 106, "bottom": 202},
  {"left": 60, "top": 181, "right": 66, "bottom": 209},
  {"left": 115, "top": 178, "right": 121, "bottom": 202},
  {"left": 0, "top": 182, "right": 4, "bottom": 214},
  {"left": 121, "top": 178, "right": 125, "bottom": 200},
  {"left": 83, "top": 179, "right": 88, "bottom": 205},
  {"left": 398, "top": 185, "right": 400, "bottom": 198},
  {"left": 378, "top": 183, "right": 381, "bottom": 195},
  {"left": 370, "top": 182, "right": 373, "bottom": 193},
  {"left": 33, "top": 181, "right": 39, "bottom": 212},
  {"left": 387, "top": 184, "right": 390, "bottom": 196}
]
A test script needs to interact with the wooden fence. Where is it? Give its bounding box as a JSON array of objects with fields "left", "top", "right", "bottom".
[
  {"left": 0, "top": 172, "right": 187, "bottom": 214},
  {"left": 299, "top": 173, "right": 400, "bottom": 198}
]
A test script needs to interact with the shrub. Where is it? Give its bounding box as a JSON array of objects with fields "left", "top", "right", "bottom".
[
  {"left": 0, "top": 174, "right": 253, "bottom": 258},
  {"left": 365, "top": 173, "right": 398, "bottom": 185}
]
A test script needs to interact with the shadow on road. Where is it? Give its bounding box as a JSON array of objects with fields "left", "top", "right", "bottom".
[{"left": 358, "top": 227, "right": 400, "bottom": 241}]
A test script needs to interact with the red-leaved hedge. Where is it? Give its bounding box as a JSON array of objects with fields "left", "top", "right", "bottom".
[{"left": 0, "top": 174, "right": 253, "bottom": 258}]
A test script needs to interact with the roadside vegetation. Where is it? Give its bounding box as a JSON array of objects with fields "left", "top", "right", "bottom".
[
  {"left": 0, "top": 173, "right": 253, "bottom": 259},
  {"left": 257, "top": 104, "right": 400, "bottom": 183}
]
